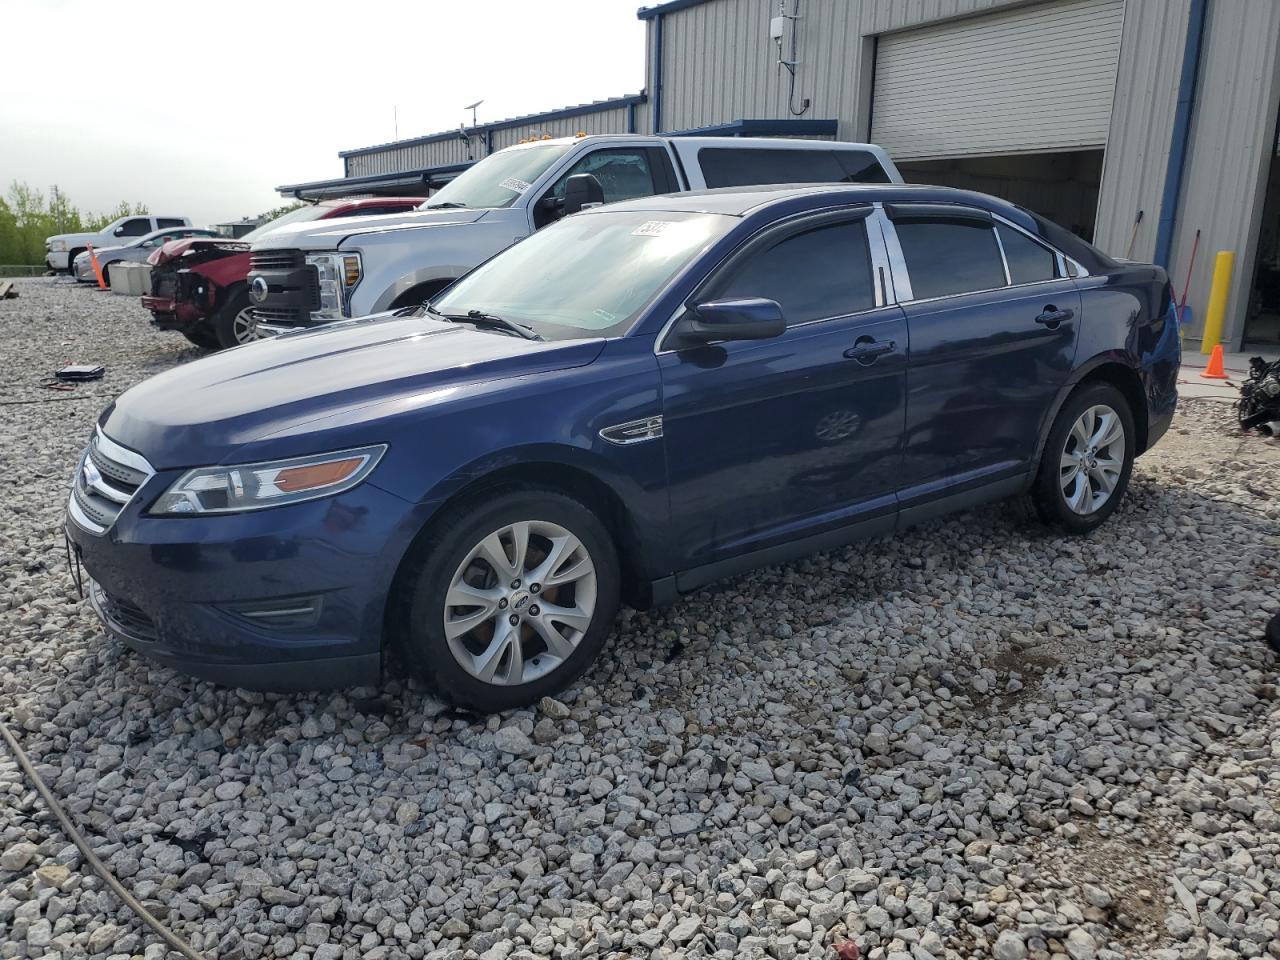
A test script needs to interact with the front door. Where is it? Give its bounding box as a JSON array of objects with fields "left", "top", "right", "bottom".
[
  {"left": 658, "top": 211, "right": 907, "bottom": 573},
  {"left": 885, "top": 207, "right": 1080, "bottom": 502}
]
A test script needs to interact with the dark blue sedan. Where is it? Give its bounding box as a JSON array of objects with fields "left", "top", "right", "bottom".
[{"left": 67, "top": 185, "right": 1180, "bottom": 711}]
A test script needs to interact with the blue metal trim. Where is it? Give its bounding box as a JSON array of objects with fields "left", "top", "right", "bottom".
[
  {"left": 653, "top": 13, "right": 664, "bottom": 133},
  {"left": 339, "top": 94, "right": 648, "bottom": 158},
  {"left": 637, "top": 0, "right": 710, "bottom": 20},
  {"left": 669, "top": 118, "right": 840, "bottom": 138},
  {"left": 1153, "top": 0, "right": 1209, "bottom": 268}
]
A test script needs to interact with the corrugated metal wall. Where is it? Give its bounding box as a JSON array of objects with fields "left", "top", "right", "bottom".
[
  {"left": 1165, "top": 0, "right": 1280, "bottom": 347},
  {"left": 650, "top": 0, "right": 1280, "bottom": 346},
  {"left": 652, "top": 0, "right": 1027, "bottom": 137},
  {"left": 344, "top": 103, "right": 639, "bottom": 178},
  {"left": 870, "top": 0, "right": 1122, "bottom": 160}
]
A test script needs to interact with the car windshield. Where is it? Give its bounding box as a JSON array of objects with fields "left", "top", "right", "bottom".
[
  {"left": 240, "top": 205, "right": 333, "bottom": 243},
  {"left": 431, "top": 210, "right": 732, "bottom": 340},
  {"left": 418, "top": 142, "right": 576, "bottom": 211}
]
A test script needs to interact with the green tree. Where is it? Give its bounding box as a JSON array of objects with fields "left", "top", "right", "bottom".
[{"left": 0, "top": 182, "right": 148, "bottom": 266}]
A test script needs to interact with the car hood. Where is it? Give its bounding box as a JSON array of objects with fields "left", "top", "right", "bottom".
[
  {"left": 251, "top": 208, "right": 488, "bottom": 251},
  {"left": 102, "top": 315, "right": 605, "bottom": 469},
  {"left": 47, "top": 231, "right": 105, "bottom": 245},
  {"left": 151, "top": 237, "right": 246, "bottom": 265}
]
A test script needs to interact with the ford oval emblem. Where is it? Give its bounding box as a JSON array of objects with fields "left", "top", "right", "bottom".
[{"left": 249, "top": 275, "right": 270, "bottom": 304}]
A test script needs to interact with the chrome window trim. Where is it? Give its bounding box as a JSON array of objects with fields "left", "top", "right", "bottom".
[
  {"left": 884, "top": 204, "right": 1089, "bottom": 306},
  {"left": 652, "top": 205, "right": 884, "bottom": 356},
  {"left": 991, "top": 223, "right": 1013, "bottom": 286}
]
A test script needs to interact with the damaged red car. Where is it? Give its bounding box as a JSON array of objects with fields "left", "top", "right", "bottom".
[{"left": 143, "top": 197, "right": 426, "bottom": 349}]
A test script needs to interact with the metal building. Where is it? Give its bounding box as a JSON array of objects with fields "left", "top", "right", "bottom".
[
  {"left": 282, "top": 0, "right": 1280, "bottom": 350},
  {"left": 640, "top": 0, "right": 1280, "bottom": 350}
]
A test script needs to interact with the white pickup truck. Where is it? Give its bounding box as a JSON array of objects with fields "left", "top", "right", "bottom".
[
  {"left": 45, "top": 214, "right": 193, "bottom": 273},
  {"left": 246, "top": 134, "right": 901, "bottom": 333}
]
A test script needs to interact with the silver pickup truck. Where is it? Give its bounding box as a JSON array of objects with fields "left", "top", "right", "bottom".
[{"left": 246, "top": 134, "right": 902, "bottom": 334}]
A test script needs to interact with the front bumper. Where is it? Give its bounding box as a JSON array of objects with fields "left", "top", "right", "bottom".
[
  {"left": 73, "top": 259, "right": 96, "bottom": 283},
  {"left": 46, "top": 251, "right": 69, "bottom": 271},
  {"left": 66, "top": 477, "right": 428, "bottom": 691}
]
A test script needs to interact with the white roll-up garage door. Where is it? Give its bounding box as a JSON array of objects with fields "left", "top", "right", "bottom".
[{"left": 870, "top": 0, "right": 1124, "bottom": 161}]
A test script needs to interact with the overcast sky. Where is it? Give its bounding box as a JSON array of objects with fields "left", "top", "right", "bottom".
[{"left": 0, "top": 0, "right": 648, "bottom": 225}]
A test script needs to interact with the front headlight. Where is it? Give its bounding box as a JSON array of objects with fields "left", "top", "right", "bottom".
[
  {"left": 305, "top": 252, "right": 362, "bottom": 319},
  {"left": 150, "top": 445, "right": 386, "bottom": 515},
  {"left": 49, "top": 240, "right": 67, "bottom": 252}
]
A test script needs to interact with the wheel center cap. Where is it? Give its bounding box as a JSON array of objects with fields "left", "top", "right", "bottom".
[{"left": 510, "top": 591, "right": 532, "bottom": 614}]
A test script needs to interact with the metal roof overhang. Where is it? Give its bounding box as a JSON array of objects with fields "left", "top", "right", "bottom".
[
  {"left": 274, "top": 162, "right": 475, "bottom": 200},
  {"left": 669, "top": 118, "right": 840, "bottom": 137}
]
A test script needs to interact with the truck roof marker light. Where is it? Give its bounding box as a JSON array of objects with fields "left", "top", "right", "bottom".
[{"left": 576, "top": 131, "right": 587, "bottom": 137}]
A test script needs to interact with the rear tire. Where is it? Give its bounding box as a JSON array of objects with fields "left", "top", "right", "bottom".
[
  {"left": 1032, "top": 382, "right": 1135, "bottom": 534},
  {"left": 212, "top": 287, "right": 260, "bottom": 349},
  {"left": 397, "top": 488, "right": 620, "bottom": 713}
]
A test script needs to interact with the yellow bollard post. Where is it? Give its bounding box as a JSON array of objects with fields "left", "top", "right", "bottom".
[{"left": 1200, "top": 250, "right": 1234, "bottom": 355}]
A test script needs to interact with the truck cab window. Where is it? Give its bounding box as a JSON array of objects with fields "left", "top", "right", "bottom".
[{"left": 119, "top": 218, "right": 152, "bottom": 237}]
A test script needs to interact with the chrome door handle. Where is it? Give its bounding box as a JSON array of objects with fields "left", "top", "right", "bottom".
[
  {"left": 844, "top": 339, "right": 896, "bottom": 362},
  {"left": 1036, "top": 306, "right": 1074, "bottom": 326}
]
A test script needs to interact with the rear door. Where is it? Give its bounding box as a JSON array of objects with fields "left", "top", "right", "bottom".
[
  {"left": 658, "top": 208, "right": 907, "bottom": 573},
  {"left": 882, "top": 203, "right": 1080, "bottom": 505}
]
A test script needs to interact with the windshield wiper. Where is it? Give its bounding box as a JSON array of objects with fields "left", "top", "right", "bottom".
[
  {"left": 424, "top": 201, "right": 468, "bottom": 209},
  {"left": 437, "top": 308, "right": 542, "bottom": 341}
]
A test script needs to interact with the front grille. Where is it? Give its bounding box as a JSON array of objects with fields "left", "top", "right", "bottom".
[
  {"left": 250, "top": 249, "right": 305, "bottom": 271},
  {"left": 68, "top": 429, "right": 154, "bottom": 535},
  {"left": 252, "top": 306, "right": 312, "bottom": 325},
  {"left": 91, "top": 582, "right": 159, "bottom": 642}
]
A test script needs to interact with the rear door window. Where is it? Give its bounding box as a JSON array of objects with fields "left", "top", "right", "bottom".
[
  {"left": 997, "top": 223, "right": 1058, "bottom": 284},
  {"left": 705, "top": 218, "right": 876, "bottom": 326},
  {"left": 698, "top": 147, "right": 889, "bottom": 188},
  {"left": 118, "top": 218, "right": 152, "bottom": 237},
  {"left": 156, "top": 218, "right": 185, "bottom": 229},
  {"left": 893, "top": 219, "right": 1006, "bottom": 300}
]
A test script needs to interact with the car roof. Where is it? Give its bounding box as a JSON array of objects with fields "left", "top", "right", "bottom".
[
  {"left": 136, "top": 226, "right": 216, "bottom": 241},
  {"left": 592, "top": 183, "right": 1034, "bottom": 221}
]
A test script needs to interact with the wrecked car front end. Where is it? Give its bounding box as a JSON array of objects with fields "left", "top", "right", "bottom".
[{"left": 143, "top": 239, "right": 250, "bottom": 333}]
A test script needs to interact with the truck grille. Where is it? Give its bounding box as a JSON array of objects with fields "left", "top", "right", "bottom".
[
  {"left": 252, "top": 305, "right": 313, "bottom": 325},
  {"left": 68, "top": 428, "right": 154, "bottom": 535},
  {"left": 250, "top": 250, "right": 306, "bottom": 271}
]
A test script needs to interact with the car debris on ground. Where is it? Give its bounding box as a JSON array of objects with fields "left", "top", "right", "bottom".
[{"left": 0, "top": 278, "right": 1277, "bottom": 960}]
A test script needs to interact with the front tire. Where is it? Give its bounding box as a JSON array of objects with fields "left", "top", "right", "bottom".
[
  {"left": 399, "top": 489, "right": 620, "bottom": 713},
  {"left": 212, "top": 287, "right": 261, "bottom": 349},
  {"left": 1032, "top": 382, "right": 1135, "bottom": 534}
]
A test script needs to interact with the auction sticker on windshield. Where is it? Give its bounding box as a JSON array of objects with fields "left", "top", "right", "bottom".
[
  {"left": 499, "top": 178, "right": 531, "bottom": 193},
  {"left": 632, "top": 221, "right": 675, "bottom": 237}
]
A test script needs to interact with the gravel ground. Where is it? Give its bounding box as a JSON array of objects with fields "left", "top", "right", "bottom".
[{"left": 1, "top": 276, "right": 1279, "bottom": 960}]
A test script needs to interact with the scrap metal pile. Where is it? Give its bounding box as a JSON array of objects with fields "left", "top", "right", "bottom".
[{"left": 1237, "top": 355, "right": 1280, "bottom": 436}]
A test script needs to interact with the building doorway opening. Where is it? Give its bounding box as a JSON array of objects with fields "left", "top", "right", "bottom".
[
  {"left": 896, "top": 150, "right": 1104, "bottom": 243},
  {"left": 1243, "top": 114, "right": 1280, "bottom": 349}
]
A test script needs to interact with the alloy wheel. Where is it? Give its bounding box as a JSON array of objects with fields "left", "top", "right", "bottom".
[
  {"left": 1060, "top": 403, "right": 1125, "bottom": 515},
  {"left": 443, "top": 520, "right": 597, "bottom": 686},
  {"left": 233, "top": 307, "right": 261, "bottom": 345}
]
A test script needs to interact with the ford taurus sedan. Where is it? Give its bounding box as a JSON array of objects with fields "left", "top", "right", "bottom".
[{"left": 66, "top": 185, "right": 1180, "bottom": 712}]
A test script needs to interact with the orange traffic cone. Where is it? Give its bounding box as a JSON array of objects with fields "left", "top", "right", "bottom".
[
  {"left": 87, "top": 243, "right": 106, "bottom": 290},
  {"left": 1200, "top": 343, "right": 1228, "bottom": 380}
]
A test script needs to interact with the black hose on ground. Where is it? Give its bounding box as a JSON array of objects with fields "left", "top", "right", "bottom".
[{"left": 0, "top": 718, "right": 210, "bottom": 960}]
